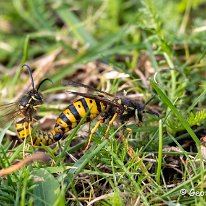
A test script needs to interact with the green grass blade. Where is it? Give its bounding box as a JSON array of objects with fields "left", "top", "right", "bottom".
[
  {"left": 156, "top": 119, "right": 163, "bottom": 184},
  {"left": 0, "top": 123, "right": 12, "bottom": 144},
  {"left": 51, "top": 42, "right": 145, "bottom": 83},
  {"left": 187, "top": 88, "right": 206, "bottom": 112},
  {"left": 66, "top": 140, "right": 108, "bottom": 188},
  {"left": 21, "top": 35, "right": 30, "bottom": 64},
  {"left": 57, "top": 8, "right": 97, "bottom": 46},
  {"left": 160, "top": 171, "right": 206, "bottom": 199},
  {"left": 150, "top": 80, "right": 200, "bottom": 147}
]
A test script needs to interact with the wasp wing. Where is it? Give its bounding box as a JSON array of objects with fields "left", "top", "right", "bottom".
[
  {"left": 63, "top": 80, "right": 115, "bottom": 98},
  {"left": 0, "top": 102, "right": 19, "bottom": 117},
  {"left": 67, "top": 91, "right": 122, "bottom": 109},
  {"left": 0, "top": 102, "right": 20, "bottom": 127}
]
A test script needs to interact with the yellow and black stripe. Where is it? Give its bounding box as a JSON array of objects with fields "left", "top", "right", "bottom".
[
  {"left": 15, "top": 97, "right": 107, "bottom": 146},
  {"left": 53, "top": 97, "right": 107, "bottom": 141},
  {"left": 15, "top": 116, "right": 56, "bottom": 146},
  {"left": 15, "top": 118, "right": 31, "bottom": 139},
  {"left": 33, "top": 130, "right": 56, "bottom": 146},
  {"left": 13, "top": 65, "right": 158, "bottom": 147}
]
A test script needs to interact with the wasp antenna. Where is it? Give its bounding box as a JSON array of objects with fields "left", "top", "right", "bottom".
[
  {"left": 37, "top": 78, "right": 53, "bottom": 91},
  {"left": 143, "top": 109, "right": 159, "bottom": 118},
  {"left": 143, "top": 94, "right": 156, "bottom": 109},
  {"left": 22, "top": 64, "right": 35, "bottom": 90}
]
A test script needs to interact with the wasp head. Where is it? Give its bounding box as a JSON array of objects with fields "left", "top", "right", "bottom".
[
  {"left": 19, "top": 89, "right": 43, "bottom": 111},
  {"left": 137, "top": 95, "right": 159, "bottom": 121},
  {"left": 19, "top": 64, "right": 52, "bottom": 113},
  {"left": 116, "top": 95, "right": 159, "bottom": 123}
]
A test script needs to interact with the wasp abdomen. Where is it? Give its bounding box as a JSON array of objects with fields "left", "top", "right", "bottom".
[
  {"left": 33, "top": 130, "right": 56, "bottom": 146},
  {"left": 15, "top": 117, "right": 31, "bottom": 139},
  {"left": 53, "top": 97, "right": 107, "bottom": 139}
]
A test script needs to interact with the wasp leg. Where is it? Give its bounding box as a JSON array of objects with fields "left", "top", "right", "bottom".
[
  {"left": 84, "top": 119, "right": 103, "bottom": 151},
  {"left": 22, "top": 121, "right": 30, "bottom": 157},
  {"left": 23, "top": 139, "right": 26, "bottom": 158},
  {"left": 28, "top": 121, "right": 34, "bottom": 146},
  {"left": 105, "top": 112, "right": 118, "bottom": 139}
]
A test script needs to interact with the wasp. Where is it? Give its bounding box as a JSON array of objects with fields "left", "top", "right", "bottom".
[
  {"left": 53, "top": 81, "right": 159, "bottom": 150},
  {"left": 0, "top": 64, "right": 55, "bottom": 146},
  {"left": 1, "top": 67, "right": 158, "bottom": 148}
]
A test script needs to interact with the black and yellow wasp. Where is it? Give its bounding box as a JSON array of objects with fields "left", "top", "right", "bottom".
[
  {"left": 0, "top": 65, "right": 158, "bottom": 148},
  {"left": 0, "top": 64, "right": 56, "bottom": 146},
  {"left": 53, "top": 81, "right": 159, "bottom": 150}
]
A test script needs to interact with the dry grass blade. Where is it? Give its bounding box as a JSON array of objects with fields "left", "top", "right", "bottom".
[{"left": 0, "top": 152, "right": 50, "bottom": 176}]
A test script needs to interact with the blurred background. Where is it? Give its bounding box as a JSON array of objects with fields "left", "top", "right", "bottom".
[
  {"left": 0, "top": 0, "right": 206, "bottom": 98},
  {"left": 1, "top": 0, "right": 206, "bottom": 205}
]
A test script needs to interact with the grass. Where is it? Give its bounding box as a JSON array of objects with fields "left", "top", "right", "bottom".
[{"left": 1, "top": 0, "right": 206, "bottom": 205}]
